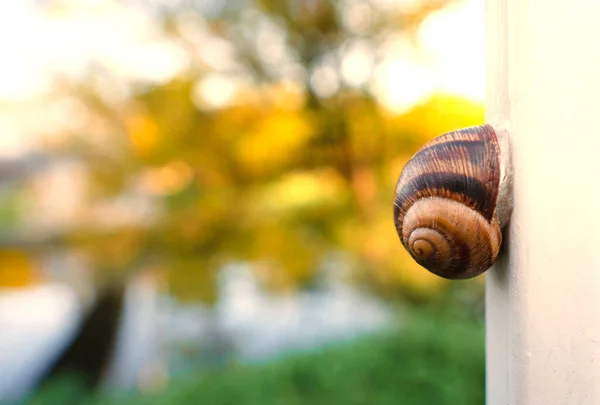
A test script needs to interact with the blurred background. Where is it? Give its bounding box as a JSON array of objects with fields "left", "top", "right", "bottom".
[{"left": 0, "top": 0, "right": 487, "bottom": 404}]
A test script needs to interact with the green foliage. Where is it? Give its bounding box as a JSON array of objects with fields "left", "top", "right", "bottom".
[
  {"left": 25, "top": 375, "right": 89, "bottom": 405},
  {"left": 30, "top": 309, "right": 484, "bottom": 405}
]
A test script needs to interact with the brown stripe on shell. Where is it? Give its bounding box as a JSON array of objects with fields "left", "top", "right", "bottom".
[
  {"left": 395, "top": 172, "right": 490, "bottom": 228},
  {"left": 411, "top": 140, "right": 488, "bottom": 169},
  {"left": 424, "top": 124, "right": 495, "bottom": 146},
  {"left": 394, "top": 124, "right": 500, "bottom": 237}
]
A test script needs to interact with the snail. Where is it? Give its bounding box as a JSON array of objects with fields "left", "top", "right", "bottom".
[{"left": 393, "top": 124, "right": 512, "bottom": 280}]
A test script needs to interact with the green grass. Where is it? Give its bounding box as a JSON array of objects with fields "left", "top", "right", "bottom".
[{"left": 27, "top": 308, "right": 484, "bottom": 405}]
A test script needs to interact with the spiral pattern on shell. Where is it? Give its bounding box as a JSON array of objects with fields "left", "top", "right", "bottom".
[{"left": 393, "top": 124, "right": 503, "bottom": 279}]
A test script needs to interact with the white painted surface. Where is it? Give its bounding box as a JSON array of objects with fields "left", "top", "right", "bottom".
[
  {"left": 485, "top": 0, "right": 510, "bottom": 403},
  {"left": 486, "top": 1, "right": 600, "bottom": 404}
]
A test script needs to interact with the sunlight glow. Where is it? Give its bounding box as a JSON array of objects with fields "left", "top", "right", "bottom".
[
  {"left": 310, "top": 64, "right": 341, "bottom": 99},
  {"left": 371, "top": 0, "right": 485, "bottom": 112},
  {"left": 192, "top": 74, "right": 239, "bottom": 110},
  {"left": 371, "top": 36, "right": 435, "bottom": 114},
  {"left": 418, "top": 0, "right": 486, "bottom": 102},
  {"left": 342, "top": 1, "right": 373, "bottom": 33},
  {"left": 0, "top": 1, "right": 188, "bottom": 102},
  {"left": 0, "top": 0, "right": 485, "bottom": 114},
  {"left": 341, "top": 40, "right": 374, "bottom": 88},
  {"left": 0, "top": 2, "right": 53, "bottom": 100}
]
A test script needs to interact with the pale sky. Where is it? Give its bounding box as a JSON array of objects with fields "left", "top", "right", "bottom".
[{"left": 0, "top": 0, "right": 486, "bottom": 151}]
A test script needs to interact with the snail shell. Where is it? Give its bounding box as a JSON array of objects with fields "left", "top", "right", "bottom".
[{"left": 393, "top": 124, "right": 511, "bottom": 280}]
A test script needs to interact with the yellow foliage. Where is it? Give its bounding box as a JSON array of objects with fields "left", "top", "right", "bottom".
[
  {"left": 386, "top": 156, "right": 410, "bottom": 188},
  {"left": 28, "top": 0, "right": 492, "bottom": 306},
  {"left": 250, "top": 225, "right": 322, "bottom": 292},
  {"left": 389, "top": 94, "right": 484, "bottom": 144},
  {"left": 166, "top": 259, "right": 219, "bottom": 304},
  {"left": 0, "top": 250, "right": 42, "bottom": 288},
  {"left": 263, "top": 81, "right": 306, "bottom": 111},
  {"left": 236, "top": 110, "right": 315, "bottom": 175},
  {"left": 346, "top": 103, "right": 384, "bottom": 161},
  {"left": 138, "top": 161, "right": 194, "bottom": 196},
  {"left": 254, "top": 168, "right": 346, "bottom": 214},
  {"left": 126, "top": 113, "right": 160, "bottom": 156},
  {"left": 74, "top": 229, "right": 143, "bottom": 277}
]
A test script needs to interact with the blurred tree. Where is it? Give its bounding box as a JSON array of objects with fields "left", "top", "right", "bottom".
[{"left": 21, "top": 0, "right": 484, "bottom": 303}]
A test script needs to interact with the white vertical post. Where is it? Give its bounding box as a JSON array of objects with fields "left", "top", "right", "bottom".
[{"left": 486, "top": 1, "right": 600, "bottom": 404}]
